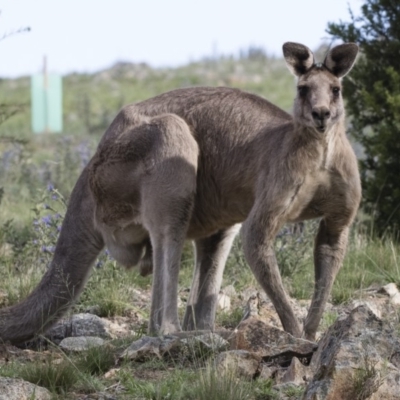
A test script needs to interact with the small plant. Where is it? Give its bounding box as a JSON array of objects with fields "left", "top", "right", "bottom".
[
  {"left": 348, "top": 351, "right": 384, "bottom": 400},
  {"left": 253, "top": 379, "right": 278, "bottom": 400},
  {"left": 319, "top": 310, "right": 339, "bottom": 332},
  {"left": 185, "top": 364, "right": 254, "bottom": 400},
  {"left": 18, "top": 360, "right": 79, "bottom": 394},
  {"left": 282, "top": 383, "right": 305, "bottom": 399},
  {"left": 28, "top": 185, "right": 67, "bottom": 265},
  {"left": 76, "top": 344, "right": 116, "bottom": 375},
  {"left": 119, "top": 367, "right": 194, "bottom": 400},
  {"left": 216, "top": 307, "right": 243, "bottom": 329}
]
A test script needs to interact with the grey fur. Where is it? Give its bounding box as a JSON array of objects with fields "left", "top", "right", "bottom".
[{"left": 0, "top": 42, "right": 360, "bottom": 343}]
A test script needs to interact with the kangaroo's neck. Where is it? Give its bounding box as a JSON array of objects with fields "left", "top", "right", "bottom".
[{"left": 290, "top": 117, "right": 346, "bottom": 169}]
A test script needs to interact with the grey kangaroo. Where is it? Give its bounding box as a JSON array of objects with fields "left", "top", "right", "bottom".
[{"left": 0, "top": 42, "right": 360, "bottom": 343}]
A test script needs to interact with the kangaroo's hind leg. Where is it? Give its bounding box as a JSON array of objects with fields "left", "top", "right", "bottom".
[
  {"left": 139, "top": 114, "right": 199, "bottom": 335},
  {"left": 91, "top": 112, "right": 198, "bottom": 335},
  {"left": 182, "top": 224, "right": 240, "bottom": 331}
]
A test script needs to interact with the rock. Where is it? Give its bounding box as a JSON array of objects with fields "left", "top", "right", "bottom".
[
  {"left": 241, "top": 293, "right": 261, "bottom": 321},
  {"left": 230, "top": 317, "right": 317, "bottom": 365},
  {"left": 59, "top": 336, "right": 105, "bottom": 352},
  {"left": 182, "top": 332, "right": 228, "bottom": 353},
  {"left": 390, "top": 351, "right": 400, "bottom": 369},
  {"left": 379, "top": 282, "right": 399, "bottom": 297},
  {"left": 104, "top": 368, "right": 120, "bottom": 379},
  {"left": 259, "top": 363, "right": 277, "bottom": 380},
  {"left": 121, "top": 332, "right": 228, "bottom": 362},
  {"left": 349, "top": 299, "right": 382, "bottom": 318},
  {"left": 0, "top": 377, "right": 51, "bottom": 400},
  {"left": 273, "top": 367, "right": 289, "bottom": 385},
  {"left": 217, "top": 292, "right": 231, "bottom": 311},
  {"left": 379, "top": 283, "right": 400, "bottom": 306},
  {"left": 390, "top": 292, "right": 400, "bottom": 305},
  {"left": 45, "top": 313, "right": 113, "bottom": 343},
  {"left": 215, "top": 350, "right": 261, "bottom": 379},
  {"left": 303, "top": 305, "right": 400, "bottom": 400},
  {"left": 120, "top": 335, "right": 181, "bottom": 361},
  {"left": 281, "top": 356, "right": 311, "bottom": 385}
]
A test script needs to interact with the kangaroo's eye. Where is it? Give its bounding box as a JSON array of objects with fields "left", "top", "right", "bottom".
[
  {"left": 332, "top": 87, "right": 340, "bottom": 96},
  {"left": 298, "top": 86, "right": 309, "bottom": 97}
]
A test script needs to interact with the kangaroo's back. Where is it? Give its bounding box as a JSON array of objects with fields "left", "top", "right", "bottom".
[{"left": 98, "top": 87, "right": 293, "bottom": 235}]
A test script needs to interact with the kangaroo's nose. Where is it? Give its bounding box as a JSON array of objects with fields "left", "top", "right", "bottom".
[{"left": 312, "top": 107, "right": 331, "bottom": 121}]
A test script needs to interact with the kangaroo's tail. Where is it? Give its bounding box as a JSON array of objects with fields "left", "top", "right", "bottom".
[{"left": 0, "top": 168, "right": 104, "bottom": 344}]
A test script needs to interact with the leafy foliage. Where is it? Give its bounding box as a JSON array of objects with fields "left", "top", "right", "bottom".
[{"left": 327, "top": 0, "right": 400, "bottom": 235}]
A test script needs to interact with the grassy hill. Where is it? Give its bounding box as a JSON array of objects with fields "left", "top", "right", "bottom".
[{"left": 0, "top": 52, "right": 295, "bottom": 139}]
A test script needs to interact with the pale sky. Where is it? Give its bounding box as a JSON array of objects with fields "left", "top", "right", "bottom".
[{"left": 0, "top": 0, "right": 363, "bottom": 78}]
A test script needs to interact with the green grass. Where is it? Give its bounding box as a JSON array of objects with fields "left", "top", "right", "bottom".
[
  {"left": 75, "top": 344, "right": 116, "bottom": 375},
  {"left": 216, "top": 307, "right": 244, "bottom": 329},
  {"left": 1, "top": 359, "right": 80, "bottom": 394}
]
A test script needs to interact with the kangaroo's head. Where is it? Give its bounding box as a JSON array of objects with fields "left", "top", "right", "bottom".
[{"left": 283, "top": 42, "right": 358, "bottom": 134}]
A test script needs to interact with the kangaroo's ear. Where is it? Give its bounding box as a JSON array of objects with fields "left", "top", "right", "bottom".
[
  {"left": 283, "top": 42, "right": 314, "bottom": 77},
  {"left": 324, "top": 43, "right": 359, "bottom": 78}
]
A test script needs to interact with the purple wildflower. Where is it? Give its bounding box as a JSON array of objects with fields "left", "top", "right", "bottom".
[
  {"left": 41, "top": 245, "right": 55, "bottom": 253},
  {"left": 41, "top": 215, "right": 52, "bottom": 226}
]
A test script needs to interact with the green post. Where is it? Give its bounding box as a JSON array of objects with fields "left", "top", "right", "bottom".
[{"left": 31, "top": 59, "right": 63, "bottom": 133}]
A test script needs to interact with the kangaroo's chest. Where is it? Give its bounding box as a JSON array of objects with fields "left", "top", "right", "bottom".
[{"left": 287, "top": 168, "right": 335, "bottom": 222}]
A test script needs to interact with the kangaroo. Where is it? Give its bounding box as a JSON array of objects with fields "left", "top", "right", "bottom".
[{"left": 0, "top": 42, "right": 360, "bottom": 343}]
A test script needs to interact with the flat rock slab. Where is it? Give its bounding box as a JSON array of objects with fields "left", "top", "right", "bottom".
[
  {"left": 59, "top": 336, "right": 105, "bottom": 352},
  {"left": 121, "top": 333, "right": 228, "bottom": 362},
  {"left": 230, "top": 317, "right": 317, "bottom": 365},
  {"left": 0, "top": 377, "right": 51, "bottom": 400},
  {"left": 121, "top": 335, "right": 182, "bottom": 361}
]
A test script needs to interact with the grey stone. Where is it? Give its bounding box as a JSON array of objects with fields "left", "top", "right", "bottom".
[
  {"left": 59, "top": 336, "right": 105, "bottom": 352},
  {"left": 230, "top": 317, "right": 317, "bottom": 363},
  {"left": 45, "top": 313, "right": 113, "bottom": 343},
  {"left": 0, "top": 377, "right": 51, "bottom": 400},
  {"left": 303, "top": 305, "right": 400, "bottom": 400},
  {"left": 215, "top": 350, "right": 261, "bottom": 379},
  {"left": 120, "top": 335, "right": 181, "bottom": 361},
  {"left": 282, "top": 356, "right": 311, "bottom": 385}
]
